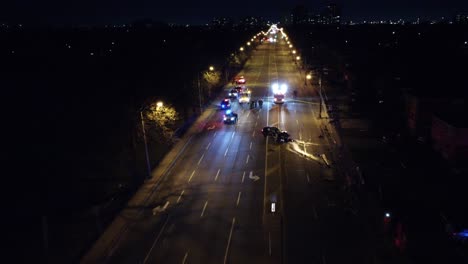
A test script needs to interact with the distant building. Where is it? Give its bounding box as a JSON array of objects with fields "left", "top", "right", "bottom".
[
  {"left": 431, "top": 105, "right": 468, "bottom": 164},
  {"left": 404, "top": 93, "right": 454, "bottom": 140},
  {"left": 321, "top": 3, "right": 341, "bottom": 25},
  {"left": 211, "top": 17, "right": 233, "bottom": 28},
  {"left": 454, "top": 14, "right": 468, "bottom": 24},
  {"left": 291, "top": 5, "right": 309, "bottom": 25},
  {"left": 237, "top": 16, "right": 265, "bottom": 29}
]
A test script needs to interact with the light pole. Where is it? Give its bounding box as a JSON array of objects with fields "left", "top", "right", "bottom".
[
  {"left": 318, "top": 73, "right": 324, "bottom": 119},
  {"left": 197, "top": 72, "right": 202, "bottom": 113},
  {"left": 305, "top": 73, "right": 312, "bottom": 85},
  {"left": 140, "top": 110, "right": 151, "bottom": 179}
]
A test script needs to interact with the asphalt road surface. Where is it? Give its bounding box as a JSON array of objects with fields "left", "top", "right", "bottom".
[{"left": 88, "top": 37, "right": 396, "bottom": 264}]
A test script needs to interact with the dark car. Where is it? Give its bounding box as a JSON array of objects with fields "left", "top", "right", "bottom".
[
  {"left": 223, "top": 110, "right": 238, "bottom": 124},
  {"left": 261, "top": 126, "right": 281, "bottom": 137},
  {"left": 228, "top": 89, "right": 238, "bottom": 98},
  {"left": 276, "top": 131, "right": 292, "bottom": 143},
  {"left": 220, "top": 98, "right": 231, "bottom": 109}
]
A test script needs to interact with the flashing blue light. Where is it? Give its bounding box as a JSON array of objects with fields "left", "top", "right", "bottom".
[
  {"left": 222, "top": 105, "right": 225, "bottom": 108},
  {"left": 231, "top": 117, "right": 235, "bottom": 121},
  {"left": 458, "top": 229, "right": 468, "bottom": 238},
  {"left": 226, "top": 109, "right": 232, "bottom": 114}
]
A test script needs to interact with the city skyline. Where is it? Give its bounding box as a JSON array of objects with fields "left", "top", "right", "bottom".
[{"left": 1, "top": 0, "right": 468, "bottom": 26}]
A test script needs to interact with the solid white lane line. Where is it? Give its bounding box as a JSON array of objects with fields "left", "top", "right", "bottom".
[
  {"left": 200, "top": 201, "right": 208, "bottom": 217},
  {"left": 246, "top": 154, "right": 250, "bottom": 164},
  {"left": 250, "top": 141, "right": 253, "bottom": 150},
  {"left": 224, "top": 147, "right": 229, "bottom": 157},
  {"left": 197, "top": 154, "right": 204, "bottom": 165},
  {"left": 223, "top": 217, "right": 236, "bottom": 264},
  {"left": 236, "top": 192, "right": 242, "bottom": 206},
  {"left": 242, "top": 171, "right": 245, "bottom": 183},
  {"left": 177, "top": 190, "right": 184, "bottom": 203},
  {"left": 215, "top": 169, "right": 220, "bottom": 181},
  {"left": 206, "top": 142, "right": 211, "bottom": 150},
  {"left": 143, "top": 216, "right": 170, "bottom": 264},
  {"left": 188, "top": 170, "right": 195, "bottom": 183},
  {"left": 182, "top": 251, "right": 189, "bottom": 264},
  {"left": 268, "top": 232, "right": 272, "bottom": 256}
]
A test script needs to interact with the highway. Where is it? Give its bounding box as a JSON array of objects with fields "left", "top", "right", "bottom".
[{"left": 84, "top": 33, "right": 395, "bottom": 264}]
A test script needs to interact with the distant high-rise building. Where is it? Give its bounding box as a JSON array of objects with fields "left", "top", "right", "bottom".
[
  {"left": 454, "top": 14, "right": 468, "bottom": 24},
  {"left": 211, "top": 17, "right": 233, "bottom": 28},
  {"left": 238, "top": 16, "right": 266, "bottom": 28},
  {"left": 291, "top": 5, "right": 309, "bottom": 25},
  {"left": 321, "top": 3, "right": 341, "bottom": 25}
]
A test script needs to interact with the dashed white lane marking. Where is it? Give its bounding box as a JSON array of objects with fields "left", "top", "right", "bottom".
[
  {"left": 177, "top": 190, "right": 184, "bottom": 203},
  {"left": 306, "top": 173, "right": 310, "bottom": 183},
  {"left": 252, "top": 130, "right": 255, "bottom": 137},
  {"left": 296, "top": 119, "right": 299, "bottom": 125},
  {"left": 206, "top": 142, "right": 211, "bottom": 150},
  {"left": 257, "top": 115, "right": 260, "bottom": 119},
  {"left": 213, "top": 132, "right": 217, "bottom": 137},
  {"left": 246, "top": 154, "right": 250, "bottom": 164},
  {"left": 143, "top": 216, "right": 170, "bottom": 264},
  {"left": 250, "top": 141, "right": 253, "bottom": 150},
  {"left": 188, "top": 170, "right": 195, "bottom": 183},
  {"left": 246, "top": 111, "right": 250, "bottom": 118},
  {"left": 255, "top": 121, "right": 258, "bottom": 127},
  {"left": 242, "top": 171, "right": 245, "bottom": 183},
  {"left": 224, "top": 147, "right": 229, "bottom": 157},
  {"left": 215, "top": 169, "right": 220, "bottom": 181},
  {"left": 223, "top": 218, "right": 236, "bottom": 264},
  {"left": 197, "top": 154, "right": 204, "bottom": 165},
  {"left": 200, "top": 201, "right": 208, "bottom": 217},
  {"left": 268, "top": 232, "right": 272, "bottom": 256},
  {"left": 236, "top": 192, "right": 242, "bottom": 206},
  {"left": 231, "top": 131, "right": 235, "bottom": 139},
  {"left": 182, "top": 251, "right": 189, "bottom": 264}
]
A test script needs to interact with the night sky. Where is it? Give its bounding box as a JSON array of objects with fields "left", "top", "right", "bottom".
[{"left": 2, "top": 0, "right": 468, "bottom": 26}]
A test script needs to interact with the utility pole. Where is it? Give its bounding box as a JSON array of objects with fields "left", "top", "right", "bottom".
[
  {"left": 197, "top": 72, "right": 202, "bottom": 113},
  {"left": 140, "top": 111, "right": 151, "bottom": 179},
  {"left": 318, "top": 73, "right": 323, "bottom": 119}
]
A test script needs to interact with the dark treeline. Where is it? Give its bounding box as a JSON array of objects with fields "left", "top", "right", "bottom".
[
  {"left": 288, "top": 24, "right": 468, "bottom": 132},
  {"left": 2, "top": 24, "right": 261, "bottom": 262}
]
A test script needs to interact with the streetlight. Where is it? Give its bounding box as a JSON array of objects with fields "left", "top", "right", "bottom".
[
  {"left": 156, "top": 101, "right": 163, "bottom": 108},
  {"left": 240, "top": 47, "right": 244, "bottom": 51},
  {"left": 296, "top": 56, "right": 301, "bottom": 61},
  {"left": 198, "top": 66, "right": 214, "bottom": 113},
  {"left": 289, "top": 44, "right": 293, "bottom": 48},
  {"left": 292, "top": 50, "right": 296, "bottom": 54},
  {"left": 305, "top": 73, "right": 312, "bottom": 85},
  {"left": 247, "top": 42, "right": 251, "bottom": 46}
]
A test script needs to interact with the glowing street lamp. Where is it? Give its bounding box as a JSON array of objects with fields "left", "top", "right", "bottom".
[
  {"left": 240, "top": 47, "right": 244, "bottom": 51},
  {"left": 289, "top": 44, "right": 293, "bottom": 48},
  {"left": 306, "top": 74, "right": 312, "bottom": 80},
  {"left": 209, "top": 66, "right": 214, "bottom": 71},
  {"left": 292, "top": 50, "right": 296, "bottom": 54},
  {"left": 156, "top": 101, "right": 164, "bottom": 109},
  {"left": 296, "top": 56, "right": 301, "bottom": 61},
  {"left": 247, "top": 42, "right": 251, "bottom": 46}
]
